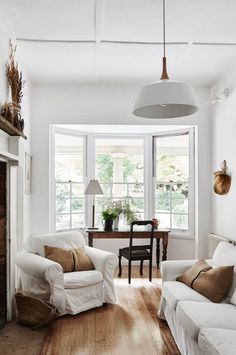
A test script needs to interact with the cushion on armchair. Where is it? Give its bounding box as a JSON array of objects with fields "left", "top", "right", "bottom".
[{"left": 45, "top": 245, "right": 94, "bottom": 273}]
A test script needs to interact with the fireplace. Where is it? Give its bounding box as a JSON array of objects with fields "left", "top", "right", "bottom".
[{"left": 0, "top": 162, "right": 6, "bottom": 329}]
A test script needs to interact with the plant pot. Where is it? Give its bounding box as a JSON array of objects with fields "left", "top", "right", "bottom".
[{"left": 104, "top": 219, "right": 113, "bottom": 232}]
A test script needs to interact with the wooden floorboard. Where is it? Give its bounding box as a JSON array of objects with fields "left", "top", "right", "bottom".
[{"left": 40, "top": 267, "right": 180, "bottom": 355}]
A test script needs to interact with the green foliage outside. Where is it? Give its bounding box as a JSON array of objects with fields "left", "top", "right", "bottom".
[
  {"left": 96, "top": 154, "right": 114, "bottom": 183},
  {"left": 156, "top": 154, "right": 188, "bottom": 182},
  {"left": 56, "top": 151, "right": 189, "bottom": 230}
]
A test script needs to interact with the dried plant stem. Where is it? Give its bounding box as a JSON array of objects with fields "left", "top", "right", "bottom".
[{"left": 6, "top": 41, "right": 25, "bottom": 110}]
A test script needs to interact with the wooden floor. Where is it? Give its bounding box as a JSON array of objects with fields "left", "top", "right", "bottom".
[
  {"left": 0, "top": 266, "right": 180, "bottom": 355},
  {"left": 41, "top": 267, "right": 180, "bottom": 355}
]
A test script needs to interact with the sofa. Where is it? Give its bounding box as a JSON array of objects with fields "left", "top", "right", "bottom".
[
  {"left": 16, "top": 231, "right": 118, "bottom": 315},
  {"left": 158, "top": 241, "right": 236, "bottom": 355}
]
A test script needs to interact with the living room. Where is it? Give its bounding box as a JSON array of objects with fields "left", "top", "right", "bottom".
[{"left": 0, "top": 1, "right": 235, "bottom": 354}]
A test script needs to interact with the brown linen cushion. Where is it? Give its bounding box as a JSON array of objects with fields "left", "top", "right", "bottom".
[
  {"left": 44, "top": 245, "right": 74, "bottom": 272},
  {"left": 44, "top": 245, "right": 94, "bottom": 273},
  {"left": 176, "top": 259, "right": 212, "bottom": 287},
  {"left": 192, "top": 265, "right": 234, "bottom": 303},
  {"left": 72, "top": 247, "right": 95, "bottom": 271}
]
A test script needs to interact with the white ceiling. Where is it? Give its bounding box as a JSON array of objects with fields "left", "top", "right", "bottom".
[{"left": 1, "top": 0, "right": 236, "bottom": 85}]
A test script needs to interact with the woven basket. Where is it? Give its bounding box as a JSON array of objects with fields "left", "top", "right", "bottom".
[{"left": 15, "top": 292, "right": 59, "bottom": 328}]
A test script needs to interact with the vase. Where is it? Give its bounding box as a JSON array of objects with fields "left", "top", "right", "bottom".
[
  {"left": 113, "top": 217, "right": 119, "bottom": 230},
  {"left": 104, "top": 219, "right": 113, "bottom": 232}
]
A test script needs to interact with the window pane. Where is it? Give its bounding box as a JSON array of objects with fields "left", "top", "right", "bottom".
[
  {"left": 95, "top": 138, "right": 144, "bottom": 225},
  {"left": 172, "top": 214, "right": 188, "bottom": 230},
  {"left": 128, "top": 184, "right": 144, "bottom": 197},
  {"left": 55, "top": 134, "right": 84, "bottom": 182},
  {"left": 56, "top": 198, "right": 70, "bottom": 214},
  {"left": 95, "top": 139, "right": 144, "bottom": 184},
  {"left": 56, "top": 214, "right": 70, "bottom": 230},
  {"left": 156, "top": 135, "right": 189, "bottom": 183},
  {"left": 155, "top": 213, "right": 170, "bottom": 229},
  {"left": 172, "top": 199, "right": 188, "bottom": 214},
  {"left": 72, "top": 214, "right": 85, "bottom": 228},
  {"left": 72, "top": 199, "right": 84, "bottom": 213},
  {"left": 155, "top": 197, "right": 170, "bottom": 212},
  {"left": 72, "top": 183, "right": 84, "bottom": 197},
  {"left": 155, "top": 134, "right": 189, "bottom": 230},
  {"left": 56, "top": 183, "right": 70, "bottom": 198}
]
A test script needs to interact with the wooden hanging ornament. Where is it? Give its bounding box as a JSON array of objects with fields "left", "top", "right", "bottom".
[{"left": 213, "top": 160, "right": 231, "bottom": 195}]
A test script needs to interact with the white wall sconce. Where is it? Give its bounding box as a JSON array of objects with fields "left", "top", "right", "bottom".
[{"left": 205, "top": 87, "right": 229, "bottom": 105}]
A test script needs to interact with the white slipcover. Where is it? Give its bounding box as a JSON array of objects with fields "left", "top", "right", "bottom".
[
  {"left": 162, "top": 281, "right": 210, "bottom": 310},
  {"left": 16, "top": 231, "right": 118, "bottom": 315},
  {"left": 212, "top": 241, "right": 236, "bottom": 302},
  {"left": 199, "top": 328, "right": 236, "bottom": 355},
  {"left": 176, "top": 301, "right": 236, "bottom": 341},
  {"left": 159, "top": 241, "right": 236, "bottom": 355}
]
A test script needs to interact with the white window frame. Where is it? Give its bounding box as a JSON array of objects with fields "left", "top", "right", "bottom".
[
  {"left": 49, "top": 127, "right": 195, "bottom": 237},
  {"left": 153, "top": 127, "right": 195, "bottom": 237},
  {"left": 49, "top": 126, "right": 87, "bottom": 232}
]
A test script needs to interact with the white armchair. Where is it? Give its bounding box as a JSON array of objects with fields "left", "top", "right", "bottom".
[{"left": 16, "top": 231, "right": 118, "bottom": 315}]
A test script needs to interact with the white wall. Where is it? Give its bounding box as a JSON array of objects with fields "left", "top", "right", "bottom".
[
  {"left": 31, "top": 83, "right": 211, "bottom": 260},
  {"left": 211, "top": 68, "right": 236, "bottom": 240}
]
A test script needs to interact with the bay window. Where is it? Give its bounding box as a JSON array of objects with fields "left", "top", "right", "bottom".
[{"left": 51, "top": 127, "right": 195, "bottom": 235}]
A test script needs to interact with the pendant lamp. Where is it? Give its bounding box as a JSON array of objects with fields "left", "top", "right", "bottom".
[{"left": 133, "top": 0, "right": 199, "bottom": 119}]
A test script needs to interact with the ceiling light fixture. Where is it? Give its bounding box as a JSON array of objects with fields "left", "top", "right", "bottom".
[{"left": 133, "top": 0, "right": 199, "bottom": 119}]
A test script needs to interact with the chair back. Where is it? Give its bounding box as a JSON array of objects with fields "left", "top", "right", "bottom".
[
  {"left": 129, "top": 220, "right": 154, "bottom": 253},
  {"left": 27, "top": 231, "right": 85, "bottom": 257}
]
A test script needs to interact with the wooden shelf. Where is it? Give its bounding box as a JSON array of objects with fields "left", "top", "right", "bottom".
[{"left": 0, "top": 116, "right": 27, "bottom": 139}]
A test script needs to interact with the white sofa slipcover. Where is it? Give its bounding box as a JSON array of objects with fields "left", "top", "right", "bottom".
[
  {"left": 199, "top": 328, "right": 236, "bottom": 355},
  {"left": 159, "top": 241, "right": 236, "bottom": 355},
  {"left": 16, "top": 231, "right": 118, "bottom": 315}
]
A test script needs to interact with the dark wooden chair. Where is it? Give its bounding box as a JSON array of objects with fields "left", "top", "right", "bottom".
[{"left": 118, "top": 220, "right": 154, "bottom": 284}]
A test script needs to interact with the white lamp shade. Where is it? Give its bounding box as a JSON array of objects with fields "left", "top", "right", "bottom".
[
  {"left": 133, "top": 80, "right": 199, "bottom": 118},
  {"left": 84, "top": 179, "right": 103, "bottom": 195}
]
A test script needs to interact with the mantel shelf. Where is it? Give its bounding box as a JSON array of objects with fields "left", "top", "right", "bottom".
[{"left": 0, "top": 116, "right": 27, "bottom": 139}]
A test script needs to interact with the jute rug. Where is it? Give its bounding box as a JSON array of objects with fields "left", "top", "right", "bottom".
[{"left": 40, "top": 277, "right": 179, "bottom": 355}]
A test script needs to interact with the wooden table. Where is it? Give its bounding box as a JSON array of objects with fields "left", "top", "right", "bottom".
[{"left": 86, "top": 228, "right": 170, "bottom": 267}]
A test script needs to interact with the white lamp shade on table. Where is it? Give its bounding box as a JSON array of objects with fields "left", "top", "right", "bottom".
[
  {"left": 85, "top": 179, "right": 103, "bottom": 228},
  {"left": 133, "top": 80, "right": 199, "bottom": 119},
  {"left": 84, "top": 179, "right": 103, "bottom": 195}
]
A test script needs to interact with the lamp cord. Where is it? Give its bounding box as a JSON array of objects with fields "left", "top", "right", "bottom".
[
  {"left": 160, "top": 0, "right": 169, "bottom": 80},
  {"left": 163, "top": 0, "right": 166, "bottom": 57}
]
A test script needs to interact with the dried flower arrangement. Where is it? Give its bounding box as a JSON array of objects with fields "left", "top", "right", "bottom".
[{"left": 2, "top": 41, "right": 25, "bottom": 132}]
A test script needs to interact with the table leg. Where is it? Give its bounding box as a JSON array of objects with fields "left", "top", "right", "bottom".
[
  {"left": 156, "top": 238, "right": 160, "bottom": 268},
  {"left": 88, "top": 234, "right": 93, "bottom": 247},
  {"left": 162, "top": 234, "right": 168, "bottom": 261}
]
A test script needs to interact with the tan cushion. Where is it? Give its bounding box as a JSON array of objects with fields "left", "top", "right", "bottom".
[
  {"left": 176, "top": 259, "right": 212, "bottom": 287},
  {"left": 73, "top": 247, "right": 95, "bottom": 271},
  {"left": 44, "top": 245, "right": 74, "bottom": 272},
  {"left": 44, "top": 246, "right": 94, "bottom": 273},
  {"left": 192, "top": 266, "right": 234, "bottom": 303}
]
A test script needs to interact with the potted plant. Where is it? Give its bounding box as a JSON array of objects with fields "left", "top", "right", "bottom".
[
  {"left": 121, "top": 197, "right": 137, "bottom": 225},
  {"left": 111, "top": 200, "right": 123, "bottom": 230},
  {"left": 102, "top": 209, "right": 117, "bottom": 231}
]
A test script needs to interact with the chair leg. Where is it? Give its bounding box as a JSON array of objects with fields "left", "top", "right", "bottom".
[
  {"left": 128, "top": 260, "right": 132, "bottom": 284},
  {"left": 118, "top": 254, "right": 122, "bottom": 277},
  {"left": 149, "top": 259, "right": 152, "bottom": 282},
  {"left": 140, "top": 259, "right": 143, "bottom": 276}
]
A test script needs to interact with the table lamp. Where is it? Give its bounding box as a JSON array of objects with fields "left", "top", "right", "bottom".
[{"left": 84, "top": 179, "right": 103, "bottom": 229}]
